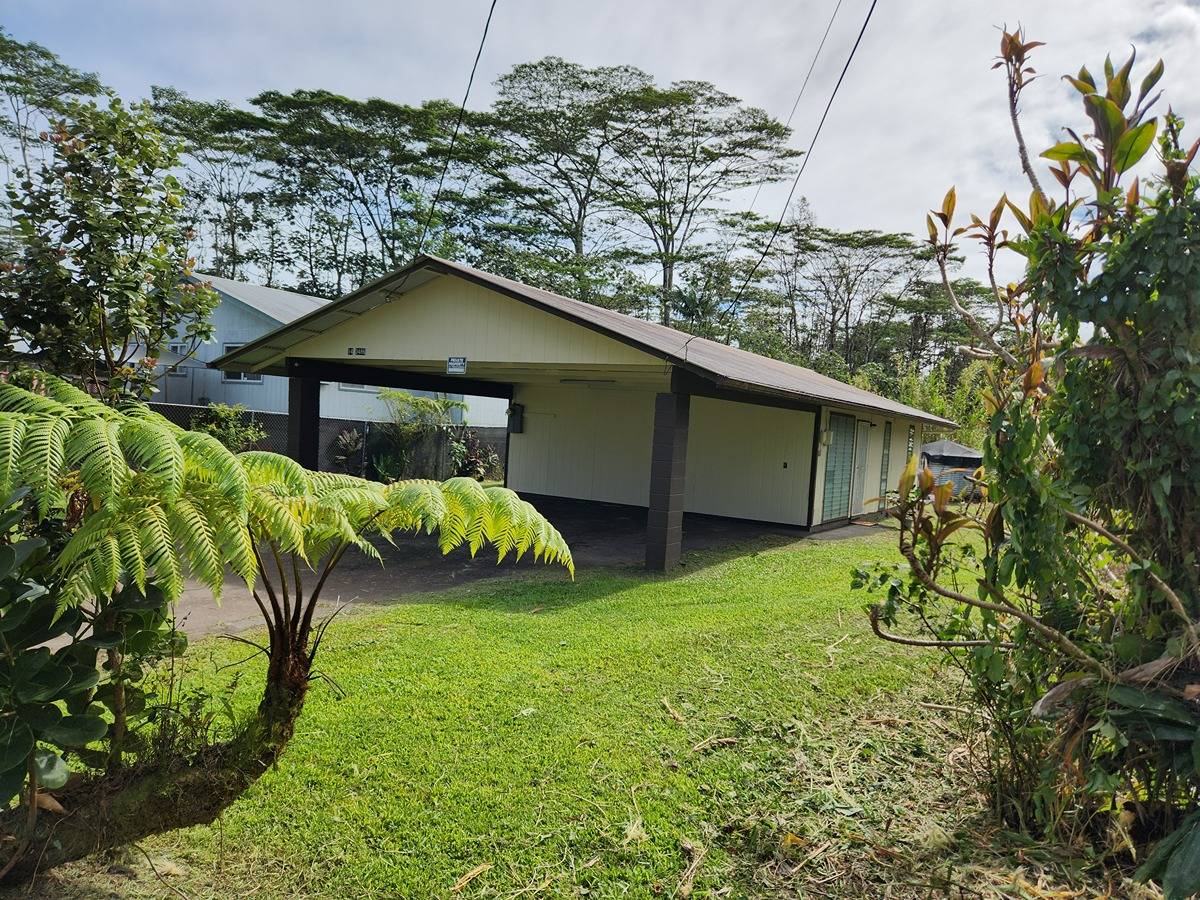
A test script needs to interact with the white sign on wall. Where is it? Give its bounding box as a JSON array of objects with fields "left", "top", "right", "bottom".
[{"left": 447, "top": 356, "right": 467, "bottom": 375}]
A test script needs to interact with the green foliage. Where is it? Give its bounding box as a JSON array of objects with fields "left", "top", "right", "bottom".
[
  {"left": 0, "top": 370, "right": 571, "bottom": 877},
  {"left": 188, "top": 403, "right": 267, "bottom": 454},
  {"left": 370, "top": 390, "right": 467, "bottom": 481},
  {"left": 860, "top": 32, "right": 1200, "bottom": 896},
  {"left": 450, "top": 427, "right": 501, "bottom": 481},
  {"left": 0, "top": 491, "right": 100, "bottom": 805},
  {"left": 0, "top": 97, "right": 217, "bottom": 400}
]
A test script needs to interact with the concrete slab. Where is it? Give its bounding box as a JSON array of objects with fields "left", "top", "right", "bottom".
[{"left": 171, "top": 496, "right": 875, "bottom": 640}]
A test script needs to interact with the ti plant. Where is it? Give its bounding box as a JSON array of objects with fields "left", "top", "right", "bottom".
[
  {"left": 862, "top": 31, "right": 1200, "bottom": 898},
  {"left": 0, "top": 370, "right": 573, "bottom": 881}
]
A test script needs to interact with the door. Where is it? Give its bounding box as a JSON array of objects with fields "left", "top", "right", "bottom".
[
  {"left": 850, "top": 420, "right": 871, "bottom": 515},
  {"left": 821, "top": 412, "right": 857, "bottom": 521}
]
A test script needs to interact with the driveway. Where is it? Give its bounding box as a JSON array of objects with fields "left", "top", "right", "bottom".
[{"left": 173, "top": 496, "right": 879, "bottom": 639}]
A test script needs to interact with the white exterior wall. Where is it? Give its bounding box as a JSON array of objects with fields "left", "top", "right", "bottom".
[
  {"left": 152, "top": 291, "right": 502, "bottom": 425},
  {"left": 506, "top": 384, "right": 655, "bottom": 507},
  {"left": 686, "top": 397, "right": 814, "bottom": 526},
  {"left": 507, "top": 387, "right": 817, "bottom": 526}
]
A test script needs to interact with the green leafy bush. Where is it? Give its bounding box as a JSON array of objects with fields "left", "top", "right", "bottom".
[
  {"left": 188, "top": 402, "right": 267, "bottom": 453},
  {"left": 857, "top": 34, "right": 1200, "bottom": 898}
]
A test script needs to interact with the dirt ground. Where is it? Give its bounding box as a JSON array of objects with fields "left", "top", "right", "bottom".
[{"left": 174, "top": 496, "right": 880, "bottom": 639}]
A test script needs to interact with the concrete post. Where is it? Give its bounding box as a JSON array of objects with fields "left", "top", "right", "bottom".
[
  {"left": 287, "top": 376, "right": 320, "bottom": 470},
  {"left": 645, "top": 392, "right": 690, "bottom": 571}
]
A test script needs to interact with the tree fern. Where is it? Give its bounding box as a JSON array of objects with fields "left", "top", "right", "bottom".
[{"left": 0, "top": 371, "right": 572, "bottom": 619}]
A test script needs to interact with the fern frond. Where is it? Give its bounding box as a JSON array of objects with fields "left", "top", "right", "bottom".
[
  {"left": 116, "top": 521, "right": 147, "bottom": 593},
  {"left": 0, "top": 381, "right": 70, "bottom": 416},
  {"left": 247, "top": 490, "right": 306, "bottom": 558},
  {"left": 168, "top": 495, "right": 224, "bottom": 598},
  {"left": 0, "top": 415, "right": 26, "bottom": 498},
  {"left": 41, "top": 375, "right": 115, "bottom": 418},
  {"left": 178, "top": 430, "right": 249, "bottom": 507},
  {"left": 240, "top": 451, "right": 309, "bottom": 497},
  {"left": 66, "top": 417, "right": 127, "bottom": 504},
  {"left": 18, "top": 414, "right": 70, "bottom": 516},
  {"left": 118, "top": 418, "right": 184, "bottom": 500},
  {"left": 138, "top": 504, "right": 183, "bottom": 600}
]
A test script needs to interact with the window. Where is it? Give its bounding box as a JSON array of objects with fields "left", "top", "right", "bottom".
[
  {"left": 906, "top": 424, "right": 916, "bottom": 459},
  {"left": 221, "top": 343, "right": 262, "bottom": 383},
  {"left": 338, "top": 383, "right": 378, "bottom": 393},
  {"left": 166, "top": 342, "right": 188, "bottom": 377},
  {"left": 879, "top": 421, "right": 893, "bottom": 499}
]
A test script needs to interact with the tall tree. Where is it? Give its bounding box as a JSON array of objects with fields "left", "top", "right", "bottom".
[
  {"left": 0, "top": 98, "right": 217, "bottom": 399},
  {"left": 152, "top": 87, "right": 282, "bottom": 281},
  {"left": 0, "top": 28, "right": 102, "bottom": 178},
  {"left": 250, "top": 90, "right": 468, "bottom": 288},
  {"left": 479, "top": 57, "right": 651, "bottom": 305},
  {"left": 604, "top": 81, "right": 798, "bottom": 325}
]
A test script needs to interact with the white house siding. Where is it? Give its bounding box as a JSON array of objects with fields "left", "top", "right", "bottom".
[
  {"left": 808, "top": 407, "right": 923, "bottom": 526},
  {"left": 506, "top": 384, "right": 655, "bottom": 507},
  {"left": 685, "top": 397, "right": 814, "bottom": 526},
  {"left": 506, "top": 387, "right": 816, "bottom": 526},
  {"left": 287, "top": 276, "right": 658, "bottom": 373}
]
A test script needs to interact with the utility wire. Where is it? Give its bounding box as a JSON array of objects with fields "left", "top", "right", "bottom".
[
  {"left": 728, "top": 0, "right": 880, "bottom": 310},
  {"left": 416, "top": 0, "right": 500, "bottom": 255},
  {"left": 746, "top": 0, "right": 846, "bottom": 214},
  {"left": 693, "top": 0, "right": 848, "bottom": 353}
]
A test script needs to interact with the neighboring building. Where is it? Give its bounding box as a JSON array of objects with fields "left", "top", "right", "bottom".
[
  {"left": 920, "top": 439, "right": 983, "bottom": 496},
  {"left": 216, "top": 254, "right": 956, "bottom": 571},
  {"left": 154, "top": 273, "right": 509, "bottom": 426}
]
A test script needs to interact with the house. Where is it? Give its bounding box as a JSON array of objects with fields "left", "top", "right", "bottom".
[
  {"left": 155, "top": 273, "right": 509, "bottom": 426},
  {"left": 214, "top": 255, "right": 954, "bottom": 570},
  {"left": 920, "top": 439, "right": 983, "bottom": 496}
]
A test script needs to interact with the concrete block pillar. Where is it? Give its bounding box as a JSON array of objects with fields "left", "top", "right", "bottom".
[
  {"left": 287, "top": 375, "right": 321, "bottom": 470},
  {"left": 646, "top": 391, "right": 690, "bottom": 571}
]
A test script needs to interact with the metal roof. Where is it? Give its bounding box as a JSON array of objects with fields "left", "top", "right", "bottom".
[
  {"left": 195, "top": 273, "right": 328, "bottom": 324},
  {"left": 921, "top": 439, "right": 982, "bottom": 459},
  {"left": 212, "top": 255, "right": 956, "bottom": 427}
]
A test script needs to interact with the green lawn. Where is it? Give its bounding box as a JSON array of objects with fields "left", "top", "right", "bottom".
[{"left": 19, "top": 531, "right": 1143, "bottom": 899}]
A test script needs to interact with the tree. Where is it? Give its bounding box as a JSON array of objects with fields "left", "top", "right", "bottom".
[
  {"left": 775, "top": 224, "right": 931, "bottom": 373},
  {"left": 604, "top": 81, "right": 798, "bottom": 325},
  {"left": 0, "top": 29, "right": 102, "bottom": 182},
  {"left": 478, "top": 57, "right": 651, "bottom": 305},
  {"left": 152, "top": 87, "right": 284, "bottom": 282},
  {"left": 858, "top": 33, "right": 1200, "bottom": 896},
  {"left": 250, "top": 90, "right": 469, "bottom": 290},
  {"left": 0, "top": 372, "right": 572, "bottom": 880},
  {"left": 0, "top": 97, "right": 218, "bottom": 399}
]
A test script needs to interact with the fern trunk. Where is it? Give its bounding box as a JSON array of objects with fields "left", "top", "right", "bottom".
[{"left": 0, "top": 646, "right": 312, "bottom": 884}]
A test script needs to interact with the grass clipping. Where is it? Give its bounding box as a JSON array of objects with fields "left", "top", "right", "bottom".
[{"left": 707, "top": 676, "right": 1163, "bottom": 899}]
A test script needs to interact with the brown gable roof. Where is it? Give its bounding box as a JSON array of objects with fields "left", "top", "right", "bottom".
[{"left": 212, "top": 254, "right": 955, "bottom": 427}]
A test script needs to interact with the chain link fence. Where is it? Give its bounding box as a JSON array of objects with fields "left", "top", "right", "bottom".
[{"left": 149, "top": 402, "right": 507, "bottom": 476}]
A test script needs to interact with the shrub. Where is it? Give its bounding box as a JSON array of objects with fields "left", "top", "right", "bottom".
[
  {"left": 188, "top": 402, "right": 267, "bottom": 453},
  {"left": 857, "top": 33, "right": 1200, "bottom": 897}
]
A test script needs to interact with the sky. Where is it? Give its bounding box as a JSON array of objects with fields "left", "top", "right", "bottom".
[{"left": 4, "top": 0, "right": 1199, "bottom": 281}]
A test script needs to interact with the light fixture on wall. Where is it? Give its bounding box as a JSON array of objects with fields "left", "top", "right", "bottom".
[{"left": 558, "top": 378, "right": 617, "bottom": 385}]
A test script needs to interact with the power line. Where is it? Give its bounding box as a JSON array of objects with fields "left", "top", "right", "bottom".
[
  {"left": 747, "top": 0, "right": 846, "bottom": 214},
  {"left": 729, "top": 0, "right": 880, "bottom": 310},
  {"left": 416, "top": 0, "right": 500, "bottom": 255}
]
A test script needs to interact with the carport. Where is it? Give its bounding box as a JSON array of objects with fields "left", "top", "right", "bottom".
[{"left": 213, "top": 255, "right": 952, "bottom": 570}]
